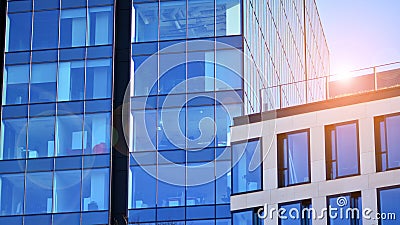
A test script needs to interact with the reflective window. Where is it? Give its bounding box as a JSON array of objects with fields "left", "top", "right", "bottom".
[
  {"left": 58, "top": 61, "right": 85, "bottom": 101},
  {"left": 278, "top": 130, "right": 310, "bottom": 187},
  {"left": 3, "top": 65, "right": 29, "bottom": 105},
  {"left": 84, "top": 113, "right": 111, "bottom": 155},
  {"left": 61, "top": 0, "right": 86, "bottom": 9},
  {"left": 86, "top": 59, "right": 112, "bottom": 99},
  {"left": 1, "top": 118, "right": 27, "bottom": 160},
  {"left": 328, "top": 193, "right": 362, "bottom": 225},
  {"left": 0, "top": 173, "right": 24, "bottom": 216},
  {"left": 279, "top": 200, "right": 312, "bottom": 225},
  {"left": 159, "top": 53, "right": 186, "bottom": 95},
  {"left": 326, "top": 122, "right": 360, "bottom": 180},
  {"left": 82, "top": 168, "right": 109, "bottom": 211},
  {"left": 56, "top": 115, "right": 84, "bottom": 156},
  {"left": 5, "top": 12, "right": 32, "bottom": 52},
  {"left": 133, "top": 55, "right": 158, "bottom": 96},
  {"left": 54, "top": 170, "right": 81, "bottom": 213},
  {"left": 129, "top": 166, "right": 156, "bottom": 209},
  {"left": 187, "top": 0, "right": 215, "bottom": 38},
  {"left": 132, "top": 2, "right": 158, "bottom": 42},
  {"left": 186, "top": 163, "right": 215, "bottom": 206},
  {"left": 30, "top": 63, "right": 57, "bottom": 103},
  {"left": 232, "top": 139, "right": 262, "bottom": 194},
  {"left": 216, "top": 104, "right": 242, "bottom": 147},
  {"left": 27, "top": 117, "right": 55, "bottom": 158},
  {"left": 88, "top": 7, "right": 113, "bottom": 46},
  {"left": 159, "top": 1, "right": 187, "bottom": 40},
  {"left": 375, "top": 114, "right": 400, "bottom": 171},
  {"left": 132, "top": 110, "right": 157, "bottom": 152},
  {"left": 216, "top": 0, "right": 241, "bottom": 36},
  {"left": 216, "top": 161, "right": 231, "bottom": 204},
  {"left": 158, "top": 164, "right": 185, "bottom": 207},
  {"left": 187, "top": 105, "right": 215, "bottom": 149},
  {"left": 158, "top": 108, "right": 186, "bottom": 150},
  {"left": 216, "top": 49, "right": 243, "bottom": 90},
  {"left": 60, "top": 9, "right": 87, "bottom": 48},
  {"left": 25, "top": 172, "right": 53, "bottom": 214},
  {"left": 32, "top": 10, "right": 59, "bottom": 50},
  {"left": 187, "top": 50, "right": 215, "bottom": 92},
  {"left": 378, "top": 186, "right": 400, "bottom": 225},
  {"left": 233, "top": 210, "right": 258, "bottom": 225}
]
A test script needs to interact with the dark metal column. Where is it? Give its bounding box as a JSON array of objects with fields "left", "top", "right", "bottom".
[
  {"left": 0, "top": 1, "right": 7, "bottom": 109},
  {"left": 111, "top": 0, "right": 131, "bottom": 224}
]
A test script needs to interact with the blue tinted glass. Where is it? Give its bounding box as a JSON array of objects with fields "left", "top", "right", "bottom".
[
  {"left": 86, "top": 59, "right": 112, "bottom": 99},
  {"left": 186, "top": 163, "right": 215, "bottom": 206},
  {"left": 216, "top": 104, "right": 242, "bottom": 147},
  {"left": 0, "top": 173, "right": 24, "bottom": 215},
  {"left": 335, "top": 123, "right": 359, "bottom": 177},
  {"left": 187, "top": 147, "right": 214, "bottom": 163},
  {"left": 159, "top": 1, "right": 186, "bottom": 40},
  {"left": 0, "top": 216, "right": 22, "bottom": 225},
  {"left": 217, "top": 219, "right": 231, "bottom": 225},
  {"left": 32, "top": 50, "right": 58, "bottom": 63},
  {"left": 133, "top": 2, "right": 158, "bottom": 42},
  {"left": 216, "top": 161, "right": 231, "bottom": 204},
  {"left": 58, "top": 61, "right": 85, "bottom": 101},
  {"left": 82, "top": 211, "right": 109, "bottom": 225},
  {"left": 232, "top": 139, "right": 262, "bottom": 194},
  {"left": 53, "top": 213, "right": 80, "bottom": 225},
  {"left": 159, "top": 53, "right": 186, "bottom": 94},
  {"left": 279, "top": 202, "right": 302, "bottom": 225},
  {"left": 84, "top": 113, "right": 111, "bottom": 155},
  {"left": 5, "top": 52, "right": 30, "bottom": 65},
  {"left": 159, "top": 150, "right": 185, "bottom": 164},
  {"left": 32, "top": 10, "right": 59, "bottom": 50},
  {"left": 187, "top": 51, "right": 215, "bottom": 92},
  {"left": 216, "top": 49, "right": 243, "bottom": 90},
  {"left": 158, "top": 164, "right": 185, "bottom": 207},
  {"left": 187, "top": 219, "right": 215, "bottom": 225},
  {"left": 61, "top": 0, "right": 86, "bottom": 8},
  {"left": 216, "top": 0, "right": 241, "bottom": 36},
  {"left": 87, "top": 45, "right": 113, "bottom": 58},
  {"left": 233, "top": 210, "right": 253, "bottom": 225},
  {"left": 89, "top": 0, "right": 114, "bottom": 6},
  {"left": 2, "top": 105, "right": 28, "bottom": 119},
  {"left": 82, "top": 168, "right": 109, "bottom": 211},
  {"left": 130, "top": 166, "right": 156, "bottom": 209},
  {"left": 3, "top": 64, "right": 29, "bottom": 105},
  {"left": 24, "top": 215, "right": 52, "bottom": 225},
  {"left": 88, "top": 6, "right": 113, "bottom": 46},
  {"left": 0, "top": 160, "right": 25, "bottom": 174},
  {"left": 158, "top": 108, "right": 186, "bottom": 150},
  {"left": 130, "top": 152, "right": 157, "bottom": 166},
  {"left": 132, "top": 110, "right": 157, "bottom": 151},
  {"left": 187, "top": 105, "right": 215, "bottom": 149},
  {"left": 34, "top": 0, "right": 59, "bottom": 10},
  {"left": 57, "top": 101, "right": 84, "bottom": 115},
  {"left": 83, "top": 154, "right": 110, "bottom": 168},
  {"left": 132, "top": 42, "right": 158, "bottom": 56},
  {"left": 6, "top": 12, "right": 32, "bottom": 52},
  {"left": 54, "top": 170, "right": 81, "bottom": 213},
  {"left": 30, "top": 63, "right": 57, "bottom": 103},
  {"left": 1, "top": 118, "right": 27, "bottom": 160},
  {"left": 133, "top": 55, "right": 158, "bottom": 96},
  {"left": 379, "top": 187, "right": 400, "bottom": 225},
  {"left": 59, "top": 48, "right": 86, "bottom": 61},
  {"left": 56, "top": 115, "right": 84, "bottom": 156},
  {"left": 157, "top": 207, "right": 185, "bottom": 221},
  {"left": 60, "top": 8, "right": 87, "bottom": 48},
  {"left": 8, "top": 1, "right": 32, "bottom": 13},
  {"left": 129, "top": 208, "right": 156, "bottom": 223},
  {"left": 187, "top": 0, "right": 215, "bottom": 38},
  {"left": 26, "top": 158, "right": 54, "bottom": 172},
  {"left": 216, "top": 205, "right": 231, "bottom": 219},
  {"left": 55, "top": 156, "right": 82, "bottom": 170},
  {"left": 28, "top": 116, "right": 55, "bottom": 158},
  {"left": 85, "top": 99, "right": 112, "bottom": 113},
  {"left": 25, "top": 172, "right": 53, "bottom": 214},
  {"left": 385, "top": 115, "right": 400, "bottom": 169},
  {"left": 328, "top": 195, "right": 360, "bottom": 225}
]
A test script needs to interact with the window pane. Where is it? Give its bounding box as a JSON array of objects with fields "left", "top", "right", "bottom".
[
  {"left": 82, "top": 168, "right": 109, "bottom": 211},
  {"left": 3, "top": 65, "right": 29, "bottom": 105},
  {"left": 56, "top": 115, "right": 84, "bottom": 156},
  {"left": 186, "top": 163, "right": 215, "bottom": 206},
  {"left": 232, "top": 139, "right": 262, "bottom": 194},
  {"left": 1, "top": 118, "right": 27, "bottom": 160},
  {"left": 84, "top": 113, "right": 111, "bottom": 155},
  {"left": 58, "top": 61, "right": 85, "bottom": 101},
  {"left": 187, "top": 0, "right": 215, "bottom": 38},
  {"left": 160, "top": 1, "right": 187, "bottom": 40},
  {"left": 132, "top": 2, "right": 158, "bottom": 42},
  {"left": 187, "top": 50, "right": 215, "bottom": 92},
  {"left": 158, "top": 108, "right": 186, "bottom": 150},
  {"left": 25, "top": 172, "right": 53, "bottom": 214},
  {"left": 86, "top": 59, "right": 112, "bottom": 99},
  {"left": 216, "top": 49, "right": 243, "bottom": 90},
  {"left": 88, "top": 7, "right": 113, "bottom": 46},
  {"left": 157, "top": 164, "right": 185, "bottom": 207},
  {"left": 216, "top": 0, "right": 241, "bottom": 36},
  {"left": 187, "top": 105, "right": 215, "bottom": 149},
  {"left": 54, "top": 170, "right": 81, "bottom": 213},
  {"left": 132, "top": 110, "right": 157, "bottom": 152},
  {"left": 233, "top": 210, "right": 252, "bottom": 225},
  {"left": 28, "top": 117, "right": 55, "bottom": 158},
  {"left": 133, "top": 55, "right": 158, "bottom": 96},
  {"left": 216, "top": 161, "right": 231, "bottom": 204},
  {"left": 30, "top": 63, "right": 57, "bottom": 103},
  {"left": 386, "top": 115, "right": 400, "bottom": 169},
  {"left": 32, "top": 10, "right": 59, "bottom": 50},
  {"left": 129, "top": 166, "right": 156, "bottom": 209},
  {"left": 328, "top": 194, "right": 362, "bottom": 225},
  {"left": 0, "top": 173, "right": 24, "bottom": 215},
  {"left": 379, "top": 187, "right": 400, "bottom": 225},
  {"left": 60, "top": 9, "right": 87, "bottom": 48},
  {"left": 336, "top": 123, "right": 359, "bottom": 177},
  {"left": 216, "top": 104, "right": 242, "bottom": 147},
  {"left": 6, "top": 12, "right": 32, "bottom": 52},
  {"left": 159, "top": 53, "right": 186, "bottom": 95}
]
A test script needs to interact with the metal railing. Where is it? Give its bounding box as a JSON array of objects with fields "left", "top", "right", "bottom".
[{"left": 260, "top": 61, "right": 400, "bottom": 111}]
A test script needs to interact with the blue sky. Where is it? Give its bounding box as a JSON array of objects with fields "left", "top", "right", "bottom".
[{"left": 316, "top": 0, "right": 400, "bottom": 74}]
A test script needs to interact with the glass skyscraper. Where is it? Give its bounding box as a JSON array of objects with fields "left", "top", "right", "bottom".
[{"left": 0, "top": 0, "right": 329, "bottom": 225}]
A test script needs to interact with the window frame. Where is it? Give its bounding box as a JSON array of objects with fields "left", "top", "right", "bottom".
[
  {"left": 326, "top": 192, "right": 362, "bottom": 225},
  {"left": 277, "top": 129, "right": 311, "bottom": 188},
  {"left": 325, "top": 120, "right": 361, "bottom": 180},
  {"left": 377, "top": 185, "right": 400, "bottom": 225},
  {"left": 277, "top": 199, "right": 312, "bottom": 225}
]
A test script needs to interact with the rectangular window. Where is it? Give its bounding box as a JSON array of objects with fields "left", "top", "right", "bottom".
[
  {"left": 58, "top": 61, "right": 85, "bottom": 101},
  {"left": 84, "top": 113, "right": 111, "bottom": 155},
  {"left": 278, "top": 129, "right": 310, "bottom": 187},
  {"left": 232, "top": 139, "right": 262, "bottom": 194},
  {"left": 129, "top": 165, "right": 156, "bottom": 209},
  {"left": 159, "top": 1, "right": 187, "bottom": 41},
  {"left": 131, "top": 110, "right": 157, "bottom": 152},
  {"left": 216, "top": 0, "right": 241, "bottom": 36},
  {"left": 233, "top": 209, "right": 263, "bottom": 225},
  {"left": 186, "top": 163, "right": 215, "bottom": 206},
  {"left": 132, "top": 2, "right": 158, "bottom": 42},
  {"left": 86, "top": 59, "right": 112, "bottom": 99},
  {"left": 56, "top": 115, "right": 84, "bottom": 156},
  {"left": 60, "top": 8, "right": 87, "bottom": 48},
  {"left": 378, "top": 186, "right": 399, "bottom": 225},
  {"left": 5, "top": 12, "right": 32, "bottom": 52},
  {"left": 0, "top": 173, "right": 24, "bottom": 215},
  {"left": 88, "top": 6, "right": 113, "bottom": 46},
  {"left": 278, "top": 200, "right": 312, "bottom": 225},
  {"left": 25, "top": 172, "right": 53, "bottom": 214},
  {"left": 27, "top": 116, "right": 55, "bottom": 158},
  {"left": 3, "top": 65, "right": 29, "bottom": 105},
  {"left": 187, "top": 0, "right": 215, "bottom": 38},
  {"left": 30, "top": 63, "right": 57, "bottom": 103},
  {"left": 132, "top": 55, "right": 158, "bottom": 96},
  {"left": 53, "top": 170, "right": 81, "bottom": 213},
  {"left": 375, "top": 113, "right": 400, "bottom": 172},
  {"left": 157, "top": 164, "right": 185, "bottom": 207},
  {"left": 327, "top": 192, "right": 362, "bottom": 225},
  {"left": 82, "top": 168, "right": 109, "bottom": 211},
  {"left": 1, "top": 118, "right": 28, "bottom": 160},
  {"left": 32, "top": 10, "right": 59, "bottom": 50},
  {"left": 325, "top": 121, "right": 360, "bottom": 180}
]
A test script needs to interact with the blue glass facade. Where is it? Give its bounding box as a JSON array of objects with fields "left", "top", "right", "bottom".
[{"left": 1, "top": 0, "right": 113, "bottom": 224}]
